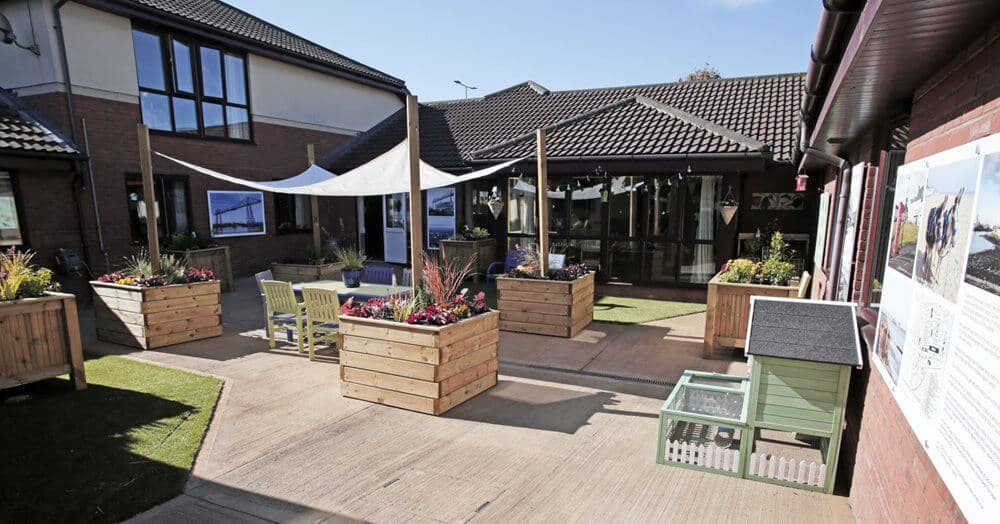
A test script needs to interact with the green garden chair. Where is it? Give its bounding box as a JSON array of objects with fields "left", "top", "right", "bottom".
[
  {"left": 261, "top": 280, "right": 306, "bottom": 354},
  {"left": 301, "top": 287, "right": 343, "bottom": 360}
]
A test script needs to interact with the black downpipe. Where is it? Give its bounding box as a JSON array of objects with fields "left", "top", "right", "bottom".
[{"left": 53, "top": 0, "right": 96, "bottom": 275}]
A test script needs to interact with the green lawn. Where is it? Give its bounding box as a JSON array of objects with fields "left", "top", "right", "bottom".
[
  {"left": 593, "top": 296, "right": 706, "bottom": 324},
  {"left": 462, "top": 279, "right": 705, "bottom": 324},
  {"left": 0, "top": 354, "right": 222, "bottom": 523}
]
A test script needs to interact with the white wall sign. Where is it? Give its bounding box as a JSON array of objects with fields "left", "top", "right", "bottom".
[{"left": 872, "top": 132, "right": 1000, "bottom": 522}]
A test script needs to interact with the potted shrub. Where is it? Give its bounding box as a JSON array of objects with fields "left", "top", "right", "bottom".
[
  {"left": 0, "top": 249, "right": 86, "bottom": 391},
  {"left": 496, "top": 247, "right": 595, "bottom": 338},
  {"left": 338, "top": 255, "right": 498, "bottom": 415},
  {"left": 439, "top": 225, "right": 496, "bottom": 278},
  {"left": 162, "top": 233, "right": 233, "bottom": 292},
  {"left": 91, "top": 251, "right": 221, "bottom": 350},
  {"left": 334, "top": 246, "right": 366, "bottom": 288},
  {"left": 704, "top": 232, "right": 808, "bottom": 358},
  {"left": 271, "top": 227, "right": 349, "bottom": 283}
]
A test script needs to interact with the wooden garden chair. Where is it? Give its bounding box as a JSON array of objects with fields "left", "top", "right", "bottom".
[
  {"left": 301, "top": 287, "right": 343, "bottom": 360},
  {"left": 260, "top": 280, "right": 306, "bottom": 354}
]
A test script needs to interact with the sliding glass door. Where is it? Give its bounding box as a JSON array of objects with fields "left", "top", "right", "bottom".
[{"left": 503, "top": 173, "right": 721, "bottom": 286}]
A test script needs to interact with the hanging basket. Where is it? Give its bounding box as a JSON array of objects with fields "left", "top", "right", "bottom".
[
  {"left": 488, "top": 200, "right": 504, "bottom": 219},
  {"left": 720, "top": 205, "right": 738, "bottom": 225}
]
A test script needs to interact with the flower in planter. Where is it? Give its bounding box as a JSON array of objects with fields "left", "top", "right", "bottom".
[
  {"left": 0, "top": 248, "right": 59, "bottom": 301},
  {"left": 96, "top": 250, "right": 216, "bottom": 288}
]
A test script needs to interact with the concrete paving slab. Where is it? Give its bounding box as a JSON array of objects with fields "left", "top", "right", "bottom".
[{"left": 76, "top": 278, "right": 853, "bottom": 523}]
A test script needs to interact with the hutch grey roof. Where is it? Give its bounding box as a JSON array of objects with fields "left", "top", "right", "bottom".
[
  {"left": 108, "top": 0, "right": 405, "bottom": 90},
  {"left": 746, "top": 298, "right": 863, "bottom": 367},
  {"left": 323, "top": 73, "right": 803, "bottom": 172},
  {"left": 0, "top": 88, "right": 80, "bottom": 157}
]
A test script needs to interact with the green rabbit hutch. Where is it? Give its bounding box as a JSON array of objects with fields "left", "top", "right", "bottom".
[{"left": 657, "top": 297, "right": 861, "bottom": 494}]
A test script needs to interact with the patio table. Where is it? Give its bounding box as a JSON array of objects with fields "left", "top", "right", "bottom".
[{"left": 291, "top": 280, "right": 411, "bottom": 302}]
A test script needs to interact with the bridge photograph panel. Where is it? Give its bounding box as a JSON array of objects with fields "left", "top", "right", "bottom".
[{"left": 207, "top": 190, "right": 266, "bottom": 237}]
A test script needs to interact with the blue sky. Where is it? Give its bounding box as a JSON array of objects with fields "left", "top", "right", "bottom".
[{"left": 227, "top": 0, "right": 821, "bottom": 101}]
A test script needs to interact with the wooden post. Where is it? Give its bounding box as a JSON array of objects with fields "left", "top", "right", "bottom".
[
  {"left": 307, "top": 144, "right": 322, "bottom": 257},
  {"left": 536, "top": 128, "right": 549, "bottom": 276},
  {"left": 137, "top": 123, "right": 160, "bottom": 272},
  {"left": 406, "top": 95, "right": 423, "bottom": 289}
]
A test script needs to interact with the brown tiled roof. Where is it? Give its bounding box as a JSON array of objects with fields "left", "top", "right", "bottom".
[
  {"left": 0, "top": 89, "right": 80, "bottom": 157},
  {"left": 472, "top": 96, "right": 768, "bottom": 160},
  {"left": 323, "top": 73, "right": 803, "bottom": 172},
  {"left": 115, "top": 0, "right": 405, "bottom": 89}
]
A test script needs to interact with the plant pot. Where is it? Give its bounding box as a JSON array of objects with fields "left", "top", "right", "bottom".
[
  {"left": 1, "top": 292, "right": 86, "bottom": 390},
  {"left": 91, "top": 280, "right": 222, "bottom": 349},
  {"left": 342, "top": 269, "right": 363, "bottom": 288},
  {"left": 720, "top": 205, "right": 738, "bottom": 225},
  {"left": 496, "top": 272, "right": 595, "bottom": 338},
  {"left": 271, "top": 261, "right": 345, "bottom": 282},
  {"left": 164, "top": 246, "right": 233, "bottom": 292}
]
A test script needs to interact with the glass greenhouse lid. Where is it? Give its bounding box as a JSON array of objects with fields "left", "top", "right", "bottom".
[{"left": 662, "top": 371, "right": 749, "bottom": 424}]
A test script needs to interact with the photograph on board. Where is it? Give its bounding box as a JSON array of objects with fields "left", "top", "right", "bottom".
[
  {"left": 965, "top": 152, "right": 1000, "bottom": 297},
  {"left": 913, "top": 157, "right": 978, "bottom": 302},
  {"left": 887, "top": 169, "right": 926, "bottom": 277},
  {"left": 874, "top": 270, "right": 913, "bottom": 384},
  {"left": 208, "top": 190, "right": 265, "bottom": 237}
]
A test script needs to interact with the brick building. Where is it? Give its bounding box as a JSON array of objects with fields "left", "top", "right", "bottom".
[
  {"left": 798, "top": 1, "right": 1000, "bottom": 520},
  {"left": 0, "top": 0, "right": 406, "bottom": 276},
  {"left": 322, "top": 74, "right": 815, "bottom": 292}
]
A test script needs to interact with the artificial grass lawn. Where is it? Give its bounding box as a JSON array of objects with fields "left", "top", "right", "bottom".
[
  {"left": 592, "top": 296, "right": 706, "bottom": 324},
  {"left": 0, "top": 354, "right": 222, "bottom": 523},
  {"left": 462, "top": 279, "right": 704, "bottom": 324}
]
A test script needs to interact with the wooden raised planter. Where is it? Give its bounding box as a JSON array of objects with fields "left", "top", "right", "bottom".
[
  {"left": 92, "top": 280, "right": 222, "bottom": 350},
  {"left": 339, "top": 310, "right": 499, "bottom": 415},
  {"left": 439, "top": 238, "right": 496, "bottom": 276},
  {"left": 0, "top": 292, "right": 86, "bottom": 390},
  {"left": 164, "top": 246, "right": 233, "bottom": 292},
  {"left": 703, "top": 271, "right": 807, "bottom": 358},
  {"left": 271, "top": 261, "right": 344, "bottom": 282},
  {"left": 496, "top": 272, "right": 594, "bottom": 338}
]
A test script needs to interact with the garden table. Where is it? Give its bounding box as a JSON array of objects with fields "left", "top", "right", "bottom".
[{"left": 291, "top": 280, "right": 411, "bottom": 303}]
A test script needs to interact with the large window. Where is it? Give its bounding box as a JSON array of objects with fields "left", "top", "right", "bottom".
[
  {"left": 126, "top": 175, "right": 191, "bottom": 243},
  {"left": 0, "top": 172, "right": 24, "bottom": 246},
  {"left": 132, "top": 28, "right": 251, "bottom": 140}
]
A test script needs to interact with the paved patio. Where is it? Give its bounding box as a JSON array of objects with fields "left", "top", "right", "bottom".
[{"left": 82, "top": 278, "right": 852, "bottom": 523}]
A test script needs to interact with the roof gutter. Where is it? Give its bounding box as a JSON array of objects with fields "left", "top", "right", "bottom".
[{"left": 798, "top": 0, "right": 864, "bottom": 167}]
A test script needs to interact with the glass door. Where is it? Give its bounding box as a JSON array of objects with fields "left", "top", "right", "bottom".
[{"left": 383, "top": 193, "right": 408, "bottom": 263}]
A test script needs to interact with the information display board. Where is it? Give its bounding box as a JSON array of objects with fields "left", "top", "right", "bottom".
[{"left": 872, "top": 133, "right": 1000, "bottom": 521}]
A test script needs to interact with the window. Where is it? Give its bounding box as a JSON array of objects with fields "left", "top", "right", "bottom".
[
  {"left": 126, "top": 175, "right": 191, "bottom": 242},
  {"left": 0, "top": 172, "right": 24, "bottom": 246},
  {"left": 275, "top": 194, "right": 313, "bottom": 233},
  {"left": 131, "top": 28, "right": 251, "bottom": 140}
]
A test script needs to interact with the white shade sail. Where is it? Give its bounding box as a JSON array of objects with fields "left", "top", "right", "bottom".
[{"left": 155, "top": 139, "right": 526, "bottom": 196}]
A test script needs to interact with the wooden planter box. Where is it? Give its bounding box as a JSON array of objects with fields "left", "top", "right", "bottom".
[
  {"left": 92, "top": 280, "right": 222, "bottom": 350},
  {"left": 703, "top": 272, "right": 805, "bottom": 358},
  {"left": 339, "top": 311, "right": 499, "bottom": 415},
  {"left": 271, "top": 261, "right": 344, "bottom": 282},
  {"left": 0, "top": 292, "right": 86, "bottom": 391},
  {"left": 496, "top": 272, "right": 594, "bottom": 338},
  {"left": 439, "top": 238, "right": 496, "bottom": 276},
  {"left": 164, "top": 246, "right": 233, "bottom": 292}
]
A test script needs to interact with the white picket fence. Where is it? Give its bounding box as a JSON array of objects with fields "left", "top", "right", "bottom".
[
  {"left": 663, "top": 440, "right": 739, "bottom": 473},
  {"left": 749, "top": 453, "right": 826, "bottom": 488}
]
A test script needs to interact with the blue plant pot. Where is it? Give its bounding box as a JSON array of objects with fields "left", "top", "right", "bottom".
[{"left": 342, "top": 269, "right": 362, "bottom": 288}]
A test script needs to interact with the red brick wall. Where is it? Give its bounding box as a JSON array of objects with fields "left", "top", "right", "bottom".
[
  {"left": 846, "top": 21, "right": 1000, "bottom": 523},
  {"left": 23, "top": 92, "right": 360, "bottom": 276},
  {"left": 849, "top": 367, "right": 963, "bottom": 523}
]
